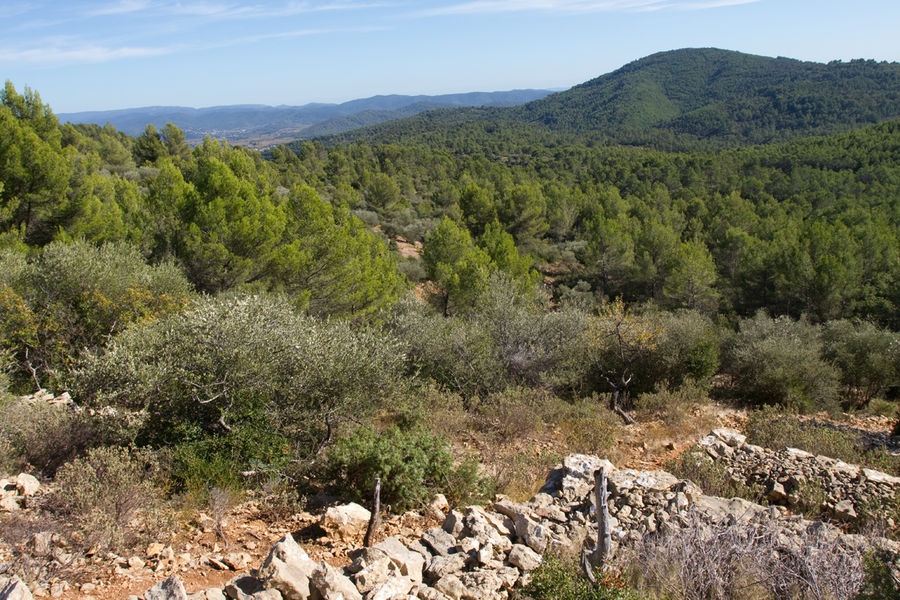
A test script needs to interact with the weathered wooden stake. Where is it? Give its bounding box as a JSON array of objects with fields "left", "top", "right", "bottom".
[
  {"left": 363, "top": 476, "right": 381, "bottom": 547},
  {"left": 590, "top": 467, "right": 611, "bottom": 569}
]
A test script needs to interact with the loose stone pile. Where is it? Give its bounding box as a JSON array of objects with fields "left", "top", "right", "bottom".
[
  {"left": 697, "top": 428, "right": 900, "bottom": 524},
  {"left": 4, "top": 425, "right": 897, "bottom": 600},
  {"left": 134, "top": 436, "right": 899, "bottom": 600}
]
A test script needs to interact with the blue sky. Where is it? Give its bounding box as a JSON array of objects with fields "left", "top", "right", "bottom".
[{"left": 2, "top": 0, "right": 899, "bottom": 113}]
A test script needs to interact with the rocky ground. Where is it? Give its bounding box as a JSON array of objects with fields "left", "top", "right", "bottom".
[{"left": 1, "top": 405, "right": 897, "bottom": 600}]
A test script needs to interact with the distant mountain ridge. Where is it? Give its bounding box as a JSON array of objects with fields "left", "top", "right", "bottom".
[
  {"left": 323, "top": 48, "right": 900, "bottom": 150},
  {"left": 57, "top": 89, "right": 553, "bottom": 148}
]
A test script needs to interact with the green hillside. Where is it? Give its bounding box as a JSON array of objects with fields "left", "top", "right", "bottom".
[{"left": 324, "top": 48, "right": 900, "bottom": 150}]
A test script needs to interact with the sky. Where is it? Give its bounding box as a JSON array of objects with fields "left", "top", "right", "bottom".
[{"left": 2, "top": 0, "right": 899, "bottom": 113}]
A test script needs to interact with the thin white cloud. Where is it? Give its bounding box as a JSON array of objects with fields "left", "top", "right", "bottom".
[
  {"left": 89, "top": 0, "right": 153, "bottom": 16},
  {"left": 419, "top": 0, "right": 757, "bottom": 16},
  {"left": 167, "top": 0, "right": 394, "bottom": 18},
  {"left": 0, "top": 23, "right": 385, "bottom": 65},
  {"left": 0, "top": 43, "right": 177, "bottom": 63}
]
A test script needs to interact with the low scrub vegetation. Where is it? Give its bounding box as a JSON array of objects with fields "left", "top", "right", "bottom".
[{"left": 745, "top": 407, "right": 900, "bottom": 475}]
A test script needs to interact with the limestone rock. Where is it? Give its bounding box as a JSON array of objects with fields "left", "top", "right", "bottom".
[
  {"left": 441, "top": 511, "right": 465, "bottom": 538},
  {"left": 15, "top": 474, "right": 40, "bottom": 497},
  {"left": 374, "top": 537, "right": 425, "bottom": 584},
  {"left": 0, "top": 496, "right": 20, "bottom": 512},
  {"left": 352, "top": 549, "right": 393, "bottom": 594},
  {"left": 32, "top": 532, "right": 52, "bottom": 557},
  {"left": 0, "top": 576, "right": 34, "bottom": 600},
  {"left": 421, "top": 528, "right": 455, "bottom": 557},
  {"left": 832, "top": 499, "right": 858, "bottom": 521},
  {"left": 367, "top": 577, "right": 414, "bottom": 600},
  {"left": 321, "top": 503, "right": 371, "bottom": 543},
  {"left": 258, "top": 534, "right": 317, "bottom": 600},
  {"left": 425, "top": 554, "right": 466, "bottom": 582},
  {"left": 513, "top": 514, "right": 550, "bottom": 554},
  {"left": 767, "top": 482, "right": 788, "bottom": 504},
  {"left": 433, "top": 574, "right": 465, "bottom": 600},
  {"left": 224, "top": 576, "right": 263, "bottom": 600},
  {"left": 416, "top": 587, "right": 450, "bottom": 600},
  {"left": 310, "top": 562, "right": 362, "bottom": 600},
  {"left": 145, "top": 576, "right": 188, "bottom": 600},
  {"left": 425, "top": 494, "right": 450, "bottom": 521},
  {"left": 223, "top": 552, "right": 252, "bottom": 571},
  {"left": 458, "top": 571, "right": 504, "bottom": 600},
  {"left": 863, "top": 469, "right": 900, "bottom": 486},
  {"left": 711, "top": 428, "right": 746, "bottom": 448},
  {"left": 506, "top": 545, "right": 541, "bottom": 572}
]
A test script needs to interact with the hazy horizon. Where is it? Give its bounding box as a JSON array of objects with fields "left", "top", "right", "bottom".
[{"left": 3, "top": 1, "right": 900, "bottom": 113}]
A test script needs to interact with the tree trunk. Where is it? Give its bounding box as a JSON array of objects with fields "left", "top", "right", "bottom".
[
  {"left": 590, "top": 467, "right": 612, "bottom": 569},
  {"left": 363, "top": 477, "right": 381, "bottom": 547},
  {"left": 609, "top": 388, "right": 635, "bottom": 425}
]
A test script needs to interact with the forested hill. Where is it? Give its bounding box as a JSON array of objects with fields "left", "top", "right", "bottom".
[
  {"left": 322, "top": 48, "right": 900, "bottom": 150},
  {"left": 56, "top": 89, "right": 553, "bottom": 148}
]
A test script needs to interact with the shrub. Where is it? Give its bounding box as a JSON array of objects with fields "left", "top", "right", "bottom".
[
  {"left": 387, "top": 282, "right": 592, "bottom": 399},
  {"left": 625, "top": 512, "right": 867, "bottom": 600},
  {"left": 70, "top": 293, "right": 406, "bottom": 485},
  {"left": 473, "top": 278, "right": 590, "bottom": 393},
  {"left": 52, "top": 446, "right": 172, "bottom": 553},
  {"left": 745, "top": 407, "right": 900, "bottom": 475},
  {"left": 0, "top": 241, "right": 192, "bottom": 390},
  {"left": 634, "top": 379, "right": 709, "bottom": 424},
  {"left": 669, "top": 448, "right": 766, "bottom": 502},
  {"left": 524, "top": 555, "right": 643, "bottom": 600},
  {"left": 557, "top": 400, "right": 620, "bottom": 457},
  {"left": 322, "top": 426, "right": 491, "bottom": 512},
  {"left": 722, "top": 312, "right": 839, "bottom": 411},
  {"left": 650, "top": 310, "right": 720, "bottom": 388},
  {"left": 387, "top": 295, "right": 505, "bottom": 397},
  {"left": 854, "top": 550, "right": 900, "bottom": 600},
  {"left": 822, "top": 320, "right": 900, "bottom": 408},
  {"left": 0, "top": 399, "right": 144, "bottom": 476}
]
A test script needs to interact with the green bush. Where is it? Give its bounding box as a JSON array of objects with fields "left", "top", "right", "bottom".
[
  {"left": 651, "top": 309, "right": 720, "bottom": 388},
  {"left": 70, "top": 293, "right": 406, "bottom": 485},
  {"left": 322, "top": 426, "right": 491, "bottom": 512},
  {"left": 524, "top": 555, "right": 644, "bottom": 600},
  {"left": 669, "top": 448, "right": 766, "bottom": 501},
  {"left": 854, "top": 550, "right": 900, "bottom": 600},
  {"left": 387, "top": 284, "right": 590, "bottom": 398},
  {"left": 0, "top": 241, "right": 192, "bottom": 390},
  {"left": 723, "top": 312, "right": 839, "bottom": 411},
  {"left": 634, "top": 378, "right": 709, "bottom": 424},
  {"left": 0, "top": 399, "right": 144, "bottom": 476},
  {"left": 53, "top": 446, "right": 172, "bottom": 552},
  {"left": 822, "top": 320, "right": 900, "bottom": 408},
  {"left": 387, "top": 295, "right": 505, "bottom": 397}
]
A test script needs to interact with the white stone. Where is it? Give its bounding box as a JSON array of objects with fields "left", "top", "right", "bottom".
[
  {"left": 0, "top": 576, "right": 34, "bottom": 600},
  {"left": 506, "top": 545, "right": 541, "bottom": 572},
  {"left": 258, "top": 534, "right": 317, "bottom": 600},
  {"left": 374, "top": 537, "right": 426, "bottom": 584},
  {"left": 15, "top": 474, "right": 40, "bottom": 497},
  {"left": 711, "top": 428, "right": 746, "bottom": 448},
  {"left": 320, "top": 503, "right": 371, "bottom": 543},
  {"left": 863, "top": 469, "right": 900, "bottom": 486},
  {"left": 144, "top": 576, "right": 188, "bottom": 600},
  {"left": 368, "top": 577, "right": 414, "bottom": 600},
  {"left": 309, "top": 562, "right": 362, "bottom": 600}
]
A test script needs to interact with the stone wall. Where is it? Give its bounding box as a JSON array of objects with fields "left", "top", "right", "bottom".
[
  {"left": 697, "top": 428, "right": 900, "bottom": 524},
  {"left": 151, "top": 443, "right": 898, "bottom": 600}
]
